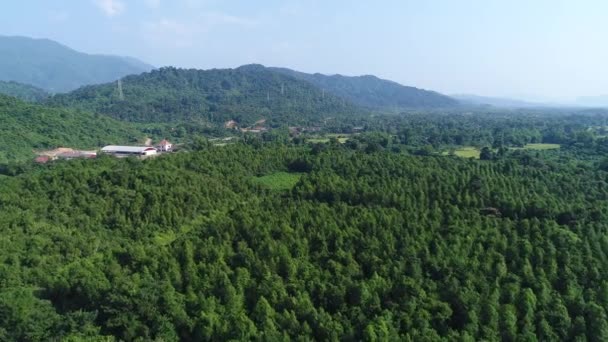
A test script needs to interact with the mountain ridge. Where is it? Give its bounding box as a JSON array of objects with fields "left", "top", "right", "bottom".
[
  {"left": 47, "top": 65, "right": 367, "bottom": 126},
  {"left": 269, "top": 66, "right": 459, "bottom": 109},
  {"left": 0, "top": 35, "right": 154, "bottom": 93}
]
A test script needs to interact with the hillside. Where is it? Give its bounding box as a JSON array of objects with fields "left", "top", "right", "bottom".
[
  {"left": 0, "top": 36, "right": 153, "bottom": 93},
  {"left": 271, "top": 67, "right": 458, "bottom": 109},
  {"left": 0, "top": 94, "right": 142, "bottom": 163},
  {"left": 48, "top": 65, "right": 366, "bottom": 126},
  {"left": 0, "top": 80, "right": 48, "bottom": 102}
]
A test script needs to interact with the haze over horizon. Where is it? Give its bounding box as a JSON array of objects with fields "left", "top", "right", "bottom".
[{"left": 1, "top": 0, "right": 607, "bottom": 102}]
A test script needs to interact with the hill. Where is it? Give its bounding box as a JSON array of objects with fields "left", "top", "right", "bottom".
[
  {"left": 0, "top": 80, "right": 48, "bottom": 102},
  {"left": 271, "top": 67, "right": 458, "bottom": 109},
  {"left": 0, "top": 36, "right": 153, "bottom": 93},
  {"left": 48, "top": 65, "right": 366, "bottom": 126},
  {"left": 0, "top": 94, "right": 142, "bottom": 163}
]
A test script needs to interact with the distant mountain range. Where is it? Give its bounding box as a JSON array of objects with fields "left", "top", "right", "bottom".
[
  {"left": 0, "top": 36, "right": 153, "bottom": 93},
  {"left": 451, "top": 94, "right": 549, "bottom": 108},
  {"left": 271, "top": 67, "right": 458, "bottom": 109},
  {"left": 576, "top": 95, "right": 608, "bottom": 107},
  {"left": 454, "top": 94, "right": 608, "bottom": 109}
]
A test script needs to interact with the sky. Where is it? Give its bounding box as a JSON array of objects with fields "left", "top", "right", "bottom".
[{"left": 1, "top": 0, "right": 608, "bottom": 101}]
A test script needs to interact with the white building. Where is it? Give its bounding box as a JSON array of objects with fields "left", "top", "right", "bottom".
[
  {"left": 156, "top": 139, "right": 173, "bottom": 152},
  {"left": 101, "top": 146, "right": 157, "bottom": 156}
]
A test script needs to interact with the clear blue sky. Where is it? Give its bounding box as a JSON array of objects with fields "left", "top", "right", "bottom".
[{"left": 1, "top": 0, "right": 607, "bottom": 100}]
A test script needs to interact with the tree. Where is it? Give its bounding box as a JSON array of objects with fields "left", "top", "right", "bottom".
[{"left": 479, "top": 147, "right": 493, "bottom": 160}]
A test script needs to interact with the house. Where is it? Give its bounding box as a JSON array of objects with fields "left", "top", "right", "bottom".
[
  {"left": 156, "top": 139, "right": 173, "bottom": 152},
  {"left": 101, "top": 145, "right": 157, "bottom": 156},
  {"left": 35, "top": 155, "right": 50, "bottom": 164},
  {"left": 224, "top": 120, "right": 238, "bottom": 129}
]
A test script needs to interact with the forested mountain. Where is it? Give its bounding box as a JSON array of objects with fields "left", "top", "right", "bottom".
[
  {"left": 0, "top": 94, "right": 141, "bottom": 163},
  {"left": 0, "top": 80, "right": 48, "bottom": 102},
  {"left": 1, "top": 141, "right": 608, "bottom": 340},
  {"left": 0, "top": 36, "right": 153, "bottom": 93},
  {"left": 48, "top": 65, "right": 366, "bottom": 126},
  {"left": 271, "top": 66, "right": 459, "bottom": 109}
]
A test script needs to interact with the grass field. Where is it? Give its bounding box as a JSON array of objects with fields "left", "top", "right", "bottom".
[
  {"left": 454, "top": 147, "right": 481, "bottom": 158},
  {"left": 442, "top": 147, "right": 480, "bottom": 159},
  {"left": 252, "top": 172, "right": 303, "bottom": 191},
  {"left": 307, "top": 138, "right": 331, "bottom": 143},
  {"left": 307, "top": 134, "right": 350, "bottom": 144}
]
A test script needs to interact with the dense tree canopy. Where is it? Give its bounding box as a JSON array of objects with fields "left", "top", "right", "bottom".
[
  {"left": 1, "top": 141, "right": 608, "bottom": 340},
  {"left": 0, "top": 80, "right": 48, "bottom": 102},
  {"left": 3, "top": 66, "right": 608, "bottom": 340},
  {"left": 270, "top": 67, "right": 459, "bottom": 109},
  {"left": 0, "top": 95, "right": 142, "bottom": 163},
  {"left": 47, "top": 66, "right": 366, "bottom": 126}
]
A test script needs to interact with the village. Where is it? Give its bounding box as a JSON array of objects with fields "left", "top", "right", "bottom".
[
  {"left": 34, "top": 139, "right": 173, "bottom": 164},
  {"left": 32, "top": 117, "right": 359, "bottom": 165}
]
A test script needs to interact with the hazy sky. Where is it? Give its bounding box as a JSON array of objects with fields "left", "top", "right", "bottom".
[{"left": 1, "top": 0, "right": 607, "bottom": 100}]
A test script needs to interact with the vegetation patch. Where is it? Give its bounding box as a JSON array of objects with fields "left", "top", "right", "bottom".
[
  {"left": 443, "top": 146, "right": 480, "bottom": 159},
  {"left": 252, "top": 172, "right": 303, "bottom": 190},
  {"left": 521, "top": 143, "right": 561, "bottom": 150},
  {"left": 444, "top": 143, "right": 560, "bottom": 159},
  {"left": 0, "top": 94, "right": 143, "bottom": 163},
  {"left": 307, "top": 134, "right": 350, "bottom": 144}
]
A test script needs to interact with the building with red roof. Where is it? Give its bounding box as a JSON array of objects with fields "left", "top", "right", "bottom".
[{"left": 156, "top": 139, "right": 173, "bottom": 152}]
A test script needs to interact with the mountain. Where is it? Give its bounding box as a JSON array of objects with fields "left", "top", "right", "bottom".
[
  {"left": 0, "top": 36, "right": 154, "bottom": 93},
  {"left": 270, "top": 67, "right": 458, "bottom": 109},
  {"left": 452, "top": 94, "right": 548, "bottom": 108},
  {"left": 0, "top": 94, "right": 142, "bottom": 163},
  {"left": 47, "top": 64, "right": 366, "bottom": 126},
  {"left": 0, "top": 80, "right": 48, "bottom": 102}
]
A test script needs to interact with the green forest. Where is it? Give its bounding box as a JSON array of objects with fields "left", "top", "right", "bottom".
[
  {"left": 47, "top": 66, "right": 365, "bottom": 126},
  {"left": 0, "top": 81, "right": 48, "bottom": 102},
  {"left": 2, "top": 135, "right": 608, "bottom": 340},
  {"left": 270, "top": 67, "right": 458, "bottom": 109},
  {"left": 4, "top": 6, "right": 608, "bottom": 340},
  {"left": 3, "top": 54, "right": 608, "bottom": 341},
  {"left": 0, "top": 95, "right": 144, "bottom": 163}
]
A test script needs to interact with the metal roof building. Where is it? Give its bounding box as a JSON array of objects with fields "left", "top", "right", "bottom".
[{"left": 101, "top": 146, "right": 157, "bottom": 156}]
